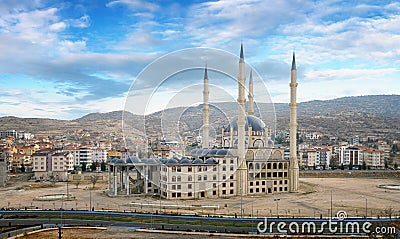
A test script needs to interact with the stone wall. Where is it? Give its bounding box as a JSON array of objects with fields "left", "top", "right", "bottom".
[{"left": 300, "top": 170, "right": 400, "bottom": 178}]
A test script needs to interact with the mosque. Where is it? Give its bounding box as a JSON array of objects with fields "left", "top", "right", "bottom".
[{"left": 108, "top": 44, "right": 299, "bottom": 199}]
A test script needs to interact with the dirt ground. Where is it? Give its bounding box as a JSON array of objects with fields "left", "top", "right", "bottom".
[{"left": 1, "top": 176, "right": 399, "bottom": 218}]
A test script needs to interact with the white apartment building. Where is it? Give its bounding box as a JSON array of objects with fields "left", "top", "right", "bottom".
[{"left": 92, "top": 148, "right": 107, "bottom": 163}]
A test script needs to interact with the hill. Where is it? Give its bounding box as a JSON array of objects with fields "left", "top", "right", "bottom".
[{"left": 0, "top": 95, "right": 399, "bottom": 141}]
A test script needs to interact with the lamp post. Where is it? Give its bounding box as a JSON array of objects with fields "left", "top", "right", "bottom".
[
  {"left": 274, "top": 198, "right": 280, "bottom": 218},
  {"left": 361, "top": 196, "right": 368, "bottom": 218},
  {"left": 89, "top": 186, "right": 92, "bottom": 211}
]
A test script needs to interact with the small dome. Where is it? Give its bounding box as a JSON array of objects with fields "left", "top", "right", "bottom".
[
  {"left": 205, "top": 158, "right": 217, "bottom": 164},
  {"left": 199, "top": 149, "right": 210, "bottom": 156},
  {"left": 216, "top": 149, "right": 231, "bottom": 156},
  {"left": 146, "top": 158, "right": 159, "bottom": 164},
  {"left": 115, "top": 158, "right": 127, "bottom": 165},
  {"left": 190, "top": 149, "right": 201, "bottom": 156},
  {"left": 109, "top": 158, "right": 118, "bottom": 164},
  {"left": 166, "top": 158, "right": 178, "bottom": 164},
  {"left": 192, "top": 158, "right": 204, "bottom": 164},
  {"left": 208, "top": 149, "right": 219, "bottom": 155},
  {"left": 180, "top": 157, "right": 191, "bottom": 164},
  {"left": 126, "top": 156, "right": 141, "bottom": 164},
  {"left": 225, "top": 115, "right": 266, "bottom": 132}
]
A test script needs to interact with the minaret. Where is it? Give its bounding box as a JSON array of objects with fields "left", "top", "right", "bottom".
[
  {"left": 202, "top": 65, "right": 210, "bottom": 149},
  {"left": 289, "top": 52, "right": 299, "bottom": 193},
  {"left": 236, "top": 43, "right": 248, "bottom": 196},
  {"left": 247, "top": 69, "right": 254, "bottom": 115}
]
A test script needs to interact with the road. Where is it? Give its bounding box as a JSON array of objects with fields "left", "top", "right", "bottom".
[{"left": 0, "top": 210, "right": 399, "bottom": 237}]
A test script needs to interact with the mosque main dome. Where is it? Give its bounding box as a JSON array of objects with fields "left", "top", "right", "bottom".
[{"left": 225, "top": 115, "right": 266, "bottom": 132}]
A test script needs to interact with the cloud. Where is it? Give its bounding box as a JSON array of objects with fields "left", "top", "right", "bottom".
[{"left": 106, "top": 0, "right": 159, "bottom": 12}]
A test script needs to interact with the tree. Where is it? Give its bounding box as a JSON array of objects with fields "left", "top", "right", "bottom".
[
  {"left": 90, "top": 162, "right": 98, "bottom": 172},
  {"left": 100, "top": 161, "right": 107, "bottom": 171},
  {"left": 81, "top": 162, "right": 87, "bottom": 172},
  {"left": 20, "top": 163, "right": 25, "bottom": 173},
  {"left": 90, "top": 175, "right": 98, "bottom": 189},
  {"left": 362, "top": 161, "right": 367, "bottom": 170}
]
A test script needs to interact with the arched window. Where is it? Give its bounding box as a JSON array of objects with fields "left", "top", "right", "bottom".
[
  {"left": 172, "top": 176, "right": 176, "bottom": 182},
  {"left": 253, "top": 139, "right": 264, "bottom": 148},
  {"left": 222, "top": 165, "right": 226, "bottom": 171},
  {"left": 278, "top": 163, "right": 283, "bottom": 169},
  {"left": 222, "top": 174, "right": 226, "bottom": 180},
  {"left": 177, "top": 176, "right": 181, "bottom": 182},
  {"left": 273, "top": 163, "right": 277, "bottom": 169},
  {"left": 188, "top": 175, "right": 192, "bottom": 181}
]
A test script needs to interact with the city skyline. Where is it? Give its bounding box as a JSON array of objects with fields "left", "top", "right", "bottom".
[{"left": 0, "top": 0, "right": 399, "bottom": 119}]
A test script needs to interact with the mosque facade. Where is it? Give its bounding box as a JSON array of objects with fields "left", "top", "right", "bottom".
[{"left": 108, "top": 45, "right": 299, "bottom": 199}]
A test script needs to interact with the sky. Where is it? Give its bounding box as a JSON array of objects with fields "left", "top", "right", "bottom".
[{"left": 0, "top": 0, "right": 399, "bottom": 119}]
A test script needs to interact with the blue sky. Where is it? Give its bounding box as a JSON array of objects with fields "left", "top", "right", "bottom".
[{"left": 0, "top": 0, "right": 399, "bottom": 119}]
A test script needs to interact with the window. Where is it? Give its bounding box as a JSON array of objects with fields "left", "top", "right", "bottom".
[
  {"left": 230, "top": 182, "right": 234, "bottom": 187},
  {"left": 230, "top": 189, "right": 234, "bottom": 194},
  {"left": 203, "top": 175, "right": 207, "bottom": 180},
  {"left": 223, "top": 159, "right": 226, "bottom": 163},
  {"left": 172, "top": 193, "right": 176, "bottom": 197},
  {"left": 222, "top": 174, "right": 226, "bottom": 180},
  {"left": 213, "top": 166, "right": 217, "bottom": 171},
  {"left": 203, "top": 166, "right": 207, "bottom": 171},
  {"left": 250, "top": 181, "right": 253, "bottom": 186},
  {"left": 213, "top": 183, "right": 217, "bottom": 188},
  {"left": 172, "top": 176, "right": 176, "bottom": 182},
  {"left": 177, "top": 185, "right": 181, "bottom": 190},
  {"left": 177, "top": 166, "right": 181, "bottom": 172},
  {"left": 198, "top": 175, "right": 202, "bottom": 181},
  {"left": 213, "top": 175, "right": 217, "bottom": 180},
  {"left": 222, "top": 182, "right": 226, "bottom": 187},
  {"left": 222, "top": 190, "right": 226, "bottom": 195},
  {"left": 188, "top": 192, "right": 192, "bottom": 197},
  {"left": 230, "top": 175, "right": 234, "bottom": 179},
  {"left": 198, "top": 166, "right": 202, "bottom": 172},
  {"left": 172, "top": 166, "right": 176, "bottom": 172},
  {"left": 188, "top": 184, "right": 192, "bottom": 189},
  {"left": 172, "top": 185, "right": 176, "bottom": 190},
  {"left": 230, "top": 165, "right": 234, "bottom": 171},
  {"left": 213, "top": 191, "right": 217, "bottom": 195},
  {"left": 222, "top": 165, "right": 226, "bottom": 171},
  {"left": 230, "top": 159, "right": 234, "bottom": 164},
  {"left": 188, "top": 175, "right": 192, "bottom": 181},
  {"left": 177, "top": 176, "right": 181, "bottom": 182},
  {"left": 188, "top": 166, "right": 192, "bottom": 172}
]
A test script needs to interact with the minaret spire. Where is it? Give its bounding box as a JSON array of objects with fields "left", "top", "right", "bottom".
[
  {"left": 202, "top": 65, "right": 210, "bottom": 149},
  {"left": 236, "top": 43, "right": 247, "bottom": 197},
  {"left": 240, "top": 42, "right": 244, "bottom": 62},
  {"left": 247, "top": 69, "right": 254, "bottom": 115},
  {"left": 289, "top": 51, "right": 299, "bottom": 193},
  {"left": 291, "top": 51, "right": 296, "bottom": 70}
]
